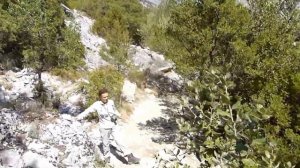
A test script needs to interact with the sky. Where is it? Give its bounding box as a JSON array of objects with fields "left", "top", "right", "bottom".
[{"left": 146, "top": 0, "right": 161, "bottom": 5}]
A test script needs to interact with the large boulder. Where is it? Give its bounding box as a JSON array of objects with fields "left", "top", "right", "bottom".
[
  {"left": 121, "top": 79, "right": 137, "bottom": 103},
  {"left": 63, "top": 4, "right": 108, "bottom": 70},
  {"left": 128, "top": 45, "right": 174, "bottom": 74},
  {"left": 128, "top": 45, "right": 183, "bottom": 92}
]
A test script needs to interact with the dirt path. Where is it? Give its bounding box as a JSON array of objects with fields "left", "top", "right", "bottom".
[
  {"left": 111, "top": 88, "right": 170, "bottom": 168},
  {"left": 86, "top": 88, "right": 199, "bottom": 168}
]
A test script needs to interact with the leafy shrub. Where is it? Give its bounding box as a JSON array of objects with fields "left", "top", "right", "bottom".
[
  {"left": 56, "top": 27, "right": 85, "bottom": 69},
  {"left": 84, "top": 66, "right": 124, "bottom": 107},
  {"left": 179, "top": 67, "right": 300, "bottom": 167},
  {"left": 0, "top": 0, "right": 84, "bottom": 71}
]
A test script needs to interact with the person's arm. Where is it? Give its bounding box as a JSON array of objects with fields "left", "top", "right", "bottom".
[
  {"left": 76, "top": 102, "right": 98, "bottom": 120},
  {"left": 110, "top": 100, "right": 121, "bottom": 117}
]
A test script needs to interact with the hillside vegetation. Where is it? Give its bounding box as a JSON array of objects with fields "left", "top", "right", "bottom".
[
  {"left": 143, "top": 0, "right": 300, "bottom": 167},
  {"left": 67, "top": 0, "right": 147, "bottom": 66},
  {"left": 1, "top": 0, "right": 300, "bottom": 167},
  {"left": 0, "top": 0, "right": 84, "bottom": 71}
]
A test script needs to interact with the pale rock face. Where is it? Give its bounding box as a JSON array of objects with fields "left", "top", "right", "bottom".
[
  {"left": 121, "top": 79, "right": 137, "bottom": 103},
  {"left": 140, "top": 0, "right": 161, "bottom": 7},
  {"left": 128, "top": 45, "right": 168, "bottom": 72},
  {"left": 0, "top": 109, "right": 96, "bottom": 168},
  {"left": 4, "top": 69, "right": 36, "bottom": 99},
  {"left": 0, "top": 150, "right": 24, "bottom": 168},
  {"left": 0, "top": 85, "right": 9, "bottom": 103},
  {"left": 128, "top": 45, "right": 183, "bottom": 88},
  {"left": 0, "top": 69, "right": 84, "bottom": 115},
  {"left": 39, "top": 116, "right": 95, "bottom": 168},
  {"left": 64, "top": 4, "right": 108, "bottom": 70},
  {"left": 22, "top": 151, "right": 56, "bottom": 168}
]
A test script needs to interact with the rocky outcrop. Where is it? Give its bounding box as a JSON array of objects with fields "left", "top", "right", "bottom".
[
  {"left": 0, "top": 69, "right": 84, "bottom": 115},
  {"left": 0, "top": 109, "right": 96, "bottom": 168},
  {"left": 0, "top": 109, "right": 24, "bottom": 150},
  {"left": 37, "top": 115, "right": 95, "bottom": 167},
  {"left": 128, "top": 45, "right": 183, "bottom": 93},
  {"left": 63, "top": 4, "right": 108, "bottom": 70},
  {"left": 128, "top": 45, "right": 173, "bottom": 73},
  {"left": 121, "top": 79, "right": 137, "bottom": 103}
]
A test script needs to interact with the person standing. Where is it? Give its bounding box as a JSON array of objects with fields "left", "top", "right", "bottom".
[{"left": 76, "top": 88, "right": 140, "bottom": 164}]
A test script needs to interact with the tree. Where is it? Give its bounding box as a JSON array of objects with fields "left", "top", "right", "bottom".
[
  {"left": 1, "top": 0, "right": 84, "bottom": 101},
  {"left": 163, "top": 0, "right": 300, "bottom": 167},
  {"left": 0, "top": 2, "right": 22, "bottom": 68}
]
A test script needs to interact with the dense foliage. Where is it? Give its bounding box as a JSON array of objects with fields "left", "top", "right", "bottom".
[
  {"left": 0, "top": 0, "right": 84, "bottom": 101},
  {"left": 84, "top": 66, "right": 124, "bottom": 107},
  {"left": 0, "top": 0, "right": 84, "bottom": 71},
  {"left": 146, "top": 0, "right": 300, "bottom": 167}
]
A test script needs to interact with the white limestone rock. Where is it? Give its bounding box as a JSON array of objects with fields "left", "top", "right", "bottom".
[
  {"left": 66, "top": 8, "right": 108, "bottom": 70},
  {"left": 121, "top": 79, "right": 137, "bottom": 103},
  {"left": 0, "top": 85, "right": 10, "bottom": 103},
  {"left": 39, "top": 117, "right": 95, "bottom": 168},
  {"left": 128, "top": 45, "right": 183, "bottom": 89},
  {"left": 0, "top": 150, "right": 24, "bottom": 168},
  {"left": 22, "top": 151, "right": 56, "bottom": 168},
  {"left": 27, "top": 140, "right": 60, "bottom": 166}
]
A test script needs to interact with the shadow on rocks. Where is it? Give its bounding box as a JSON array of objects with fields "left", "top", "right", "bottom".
[
  {"left": 138, "top": 117, "right": 178, "bottom": 144},
  {"left": 97, "top": 143, "right": 128, "bottom": 164},
  {"left": 59, "top": 103, "right": 83, "bottom": 116},
  {"left": 146, "top": 73, "right": 183, "bottom": 97}
]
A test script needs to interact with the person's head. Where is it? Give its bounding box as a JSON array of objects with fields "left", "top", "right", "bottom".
[{"left": 98, "top": 88, "right": 109, "bottom": 104}]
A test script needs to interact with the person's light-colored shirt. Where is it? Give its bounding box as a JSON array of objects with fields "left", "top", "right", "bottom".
[{"left": 77, "top": 100, "right": 121, "bottom": 128}]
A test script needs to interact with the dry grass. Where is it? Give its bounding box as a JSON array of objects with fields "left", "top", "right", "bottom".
[
  {"left": 50, "top": 68, "right": 83, "bottom": 82},
  {"left": 0, "top": 80, "right": 13, "bottom": 90},
  {"left": 127, "top": 69, "right": 147, "bottom": 88},
  {"left": 119, "top": 102, "right": 134, "bottom": 121}
]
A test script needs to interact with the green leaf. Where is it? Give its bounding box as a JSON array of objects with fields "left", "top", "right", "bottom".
[
  {"left": 265, "top": 150, "right": 270, "bottom": 159},
  {"left": 240, "top": 151, "right": 248, "bottom": 157},
  {"left": 232, "top": 101, "right": 241, "bottom": 110},
  {"left": 262, "top": 114, "right": 271, "bottom": 119},
  {"left": 216, "top": 109, "right": 231, "bottom": 117},
  {"left": 221, "top": 94, "right": 230, "bottom": 104},
  {"left": 251, "top": 138, "right": 266, "bottom": 146},
  {"left": 242, "top": 158, "right": 258, "bottom": 167}
]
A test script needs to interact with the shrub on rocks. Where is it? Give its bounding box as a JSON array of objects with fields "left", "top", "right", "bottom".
[{"left": 84, "top": 66, "right": 124, "bottom": 107}]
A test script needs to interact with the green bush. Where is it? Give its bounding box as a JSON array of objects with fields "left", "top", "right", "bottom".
[
  {"left": 84, "top": 66, "right": 124, "bottom": 107},
  {"left": 127, "top": 68, "right": 146, "bottom": 88},
  {"left": 166, "top": 0, "right": 300, "bottom": 167},
  {"left": 0, "top": 0, "right": 84, "bottom": 71}
]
